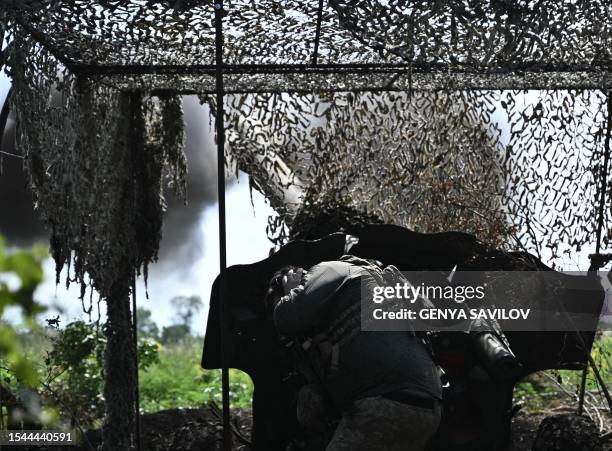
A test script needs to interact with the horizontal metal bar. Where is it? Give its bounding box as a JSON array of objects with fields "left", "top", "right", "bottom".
[
  {"left": 137, "top": 82, "right": 612, "bottom": 96},
  {"left": 74, "top": 61, "right": 612, "bottom": 77},
  {"left": 104, "top": 69, "right": 612, "bottom": 94}
]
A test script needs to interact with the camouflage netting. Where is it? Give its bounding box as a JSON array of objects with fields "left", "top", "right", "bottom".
[
  {"left": 221, "top": 91, "right": 508, "bottom": 247},
  {"left": 7, "top": 29, "right": 187, "bottom": 300},
  {"left": 223, "top": 88, "right": 612, "bottom": 263},
  {"left": 3, "top": 1, "right": 612, "bottom": 91},
  {"left": 3, "top": 2, "right": 611, "bottom": 449},
  {"left": 330, "top": 1, "right": 612, "bottom": 70},
  {"left": 0, "top": 0, "right": 611, "bottom": 282}
]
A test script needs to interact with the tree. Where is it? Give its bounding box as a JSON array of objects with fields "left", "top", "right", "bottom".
[
  {"left": 160, "top": 324, "right": 190, "bottom": 345},
  {"left": 170, "top": 295, "right": 202, "bottom": 334},
  {"left": 136, "top": 308, "right": 159, "bottom": 341}
]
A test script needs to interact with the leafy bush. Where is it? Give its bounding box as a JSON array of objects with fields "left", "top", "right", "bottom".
[
  {"left": 43, "top": 321, "right": 160, "bottom": 428},
  {"left": 139, "top": 338, "right": 253, "bottom": 412},
  {"left": 0, "top": 236, "right": 46, "bottom": 388},
  {"left": 44, "top": 321, "right": 106, "bottom": 426},
  {"left": 42, "top": 326, "right": 253, "bottom": 423}
]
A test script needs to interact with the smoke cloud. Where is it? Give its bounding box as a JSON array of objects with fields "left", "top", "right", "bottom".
[
  {"left": 0, "top": 95, "right": 225, "bottom": 269},
  {"left": 0, "top": 117, "right": 46, "bottom": 244},
  {"left": 155, "top": 97, "right": 226, "bottom": 267}
]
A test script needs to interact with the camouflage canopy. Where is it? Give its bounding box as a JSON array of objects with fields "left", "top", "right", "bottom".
[
  {"left": 3, "top": 0, "right": 612, "bottom": 91},
  {"left": 0, "top": 0, "right": 611, "bottom": 293}
]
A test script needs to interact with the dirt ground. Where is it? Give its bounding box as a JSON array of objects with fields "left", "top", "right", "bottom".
[
  {"left": 9, "top": 404, "right": 612, "bottom": 451},
  {"left": 507, "top": 410, "right": 550, "bottom": 451},
  {"left": 508, "top": 406, "right": 612, "bottom": 451}
]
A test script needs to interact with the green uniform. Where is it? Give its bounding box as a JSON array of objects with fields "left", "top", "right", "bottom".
[
  {"left": 273, "top": 260, "right": 442, "bottom": 410},
  {"left": 325, "top": 396, "right": 442, "bottom": 451}
]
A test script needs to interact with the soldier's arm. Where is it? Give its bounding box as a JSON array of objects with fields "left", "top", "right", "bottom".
[{"left": 273, "top": 261, "right": 348, "bottom": 336}]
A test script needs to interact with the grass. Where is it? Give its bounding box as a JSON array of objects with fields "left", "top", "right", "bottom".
[
  {"left": 514, "top": 335, "right": 612, "bottom": 410},
  {"left": 7, "top": 324, "right": 610, "bottom": 420},
  {"left": 146, "top": 336, "right": 611, "bottom": 414},
  {"left": 3, "top": 329, "right": 254, "bottom": 423},
  {"left": 139, "top": 338, "right": 254, "bottom": 413}
]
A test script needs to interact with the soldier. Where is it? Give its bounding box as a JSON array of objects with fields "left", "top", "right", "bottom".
[{"left": 264, "top": 257, "right": 442, "bottom": 451}]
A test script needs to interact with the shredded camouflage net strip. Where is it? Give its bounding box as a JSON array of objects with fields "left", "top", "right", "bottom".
[
  {"left": 9, "top": 31, "right": 186, "bottom": 301},
  {"left": 329, "top": 1, "right": 612, "bottom": 70},
  {"left": 221, "top": 90, "right": 610, "bottom": 264},
  {"left": 220, "top": 91, "right": 505, "bottom": 244}
]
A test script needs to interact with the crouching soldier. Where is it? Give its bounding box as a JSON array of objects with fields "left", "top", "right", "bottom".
[{"left": 264, "top": 257, "right": 442, "bottom": 451}]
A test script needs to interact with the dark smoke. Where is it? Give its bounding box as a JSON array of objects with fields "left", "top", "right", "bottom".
[
  {"left": 0, "top": 94, "right": 225, "bottom": 268},
  {"left": 0, "top": 117, "right": 47, "bottom": 244},
  {"left": 155, "top": 97, "right": 226, "bottom": 266}
]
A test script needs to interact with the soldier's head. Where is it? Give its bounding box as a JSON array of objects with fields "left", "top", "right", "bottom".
[{"left": 264, "top": 265, "right": 303, "bottom": 318}]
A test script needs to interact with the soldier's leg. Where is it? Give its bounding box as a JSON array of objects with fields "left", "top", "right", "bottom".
[{"left": 325, "top": 396, "right": 441, "bottom": 451}]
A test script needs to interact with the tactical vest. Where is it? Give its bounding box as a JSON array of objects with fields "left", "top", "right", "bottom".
[{"left": 298, "top": 255, "right": 436, "bottom": 382}]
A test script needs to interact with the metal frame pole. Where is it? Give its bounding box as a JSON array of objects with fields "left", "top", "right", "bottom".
[
  {"left": 595, "top": 92, "right": 612, "bottom": 258},
  {"left": 131, "top": 273, "right": 142, "bottom": 451},
  {"left": 214, "top": 1, "right": 232, "bottom": 450},
  {"left": 579, "top": 91, "right": 612, "bottom": 415},
  {"left": 312, "top": 0, "right": 324, "bottom": 65}
]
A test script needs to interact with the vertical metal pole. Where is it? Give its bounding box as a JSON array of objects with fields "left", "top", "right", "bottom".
[
  {"left": 131, "top": 274, "right": 142, "bottom": 451},
  {"left": 595, "top": 92, "right": 612, "bottom": 257},
  {"left": 580, "top": 91, "right": 612, "bottom": 415},
  {"left": 577, "top": 364, "right": 587, "bottom": 414},
  {"left": 214, "top": 1, "right": 232, "bottom": 450},
  {"left": 312, "top": 0, "right": 324, "bottom": 65}
]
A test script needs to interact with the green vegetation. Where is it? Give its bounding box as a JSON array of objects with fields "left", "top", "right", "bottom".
[
  {"left": 515, "top": 335, "right": 612, "bottom": 410},
  {"left": 0, "top": 236, "right": 46, "bottom": 388},
  {"left": 0, "top": 235, "right": 253, "bottom": 430},
  {"left": 40, "top": 320, "right": 161, "bottom": 427},
  {"left": 3, "top": 319, "right": 253, "bottom": 429},
  {"left": 139, "top": 338, "right": 253, "bottom": 412}
]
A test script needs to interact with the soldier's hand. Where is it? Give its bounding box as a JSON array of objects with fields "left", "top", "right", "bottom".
[{"left": 283, "top": 268, "right": 304, "bottom": 294}]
